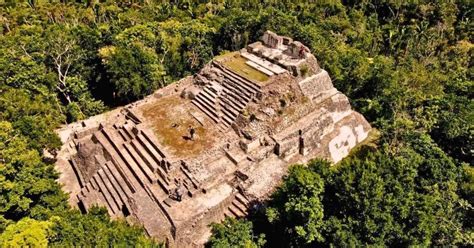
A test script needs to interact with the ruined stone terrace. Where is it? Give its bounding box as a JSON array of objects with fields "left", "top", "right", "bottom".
[{"left": 54, "top": 31, "right": 371, "bottom": 247}]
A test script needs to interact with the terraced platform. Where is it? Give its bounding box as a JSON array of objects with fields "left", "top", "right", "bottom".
[{"left": 54, "top": 31, "right": 371, "bottom": 247}]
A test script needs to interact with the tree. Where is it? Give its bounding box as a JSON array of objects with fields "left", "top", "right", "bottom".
[
  {"left": 0, "top": 1, "right": 472, "bottom": 246},
  {"left": 208, "top": 218, "right": 265, "bottom": 248},
  {"left": 50, "top": 207, "right": 160, "bottom": 247},
  {"left": 45, "top": 26, "right": 83, "bottom": 106},
  {"left": 0, "top": 121, "right": 66, "bottom": 228},
  {"left": 100, "top": 43, "right": 165, "bottom": 102},
  {"left": 266, "top": 162, "right": 326, "bottom": 245},
  {"left": 0, "top": 217, "right": 55, "bottom": 248}
]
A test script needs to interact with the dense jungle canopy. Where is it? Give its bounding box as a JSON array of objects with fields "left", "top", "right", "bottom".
[{"left": 0, "top": 1, "right": 472, "bottom": 247}]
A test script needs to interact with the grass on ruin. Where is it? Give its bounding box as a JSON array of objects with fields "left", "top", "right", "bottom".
[
  {"left": 218, "top": 52, "right": 269, "bottom": 82},
  {"left": 138, "top": 95, "right": 218, "bottom": 158}
]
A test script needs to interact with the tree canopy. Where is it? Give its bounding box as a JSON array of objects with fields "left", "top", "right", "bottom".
[{"left": 0, "top": 1, "right": 472, "bottom": 247}]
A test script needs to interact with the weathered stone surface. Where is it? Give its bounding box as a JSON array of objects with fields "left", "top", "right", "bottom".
[{"left": 54, "top": 31, "right": 371, "bottom": 247}]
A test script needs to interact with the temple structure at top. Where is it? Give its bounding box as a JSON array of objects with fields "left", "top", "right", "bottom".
[{"left": 54, "top": 31, "right": 371, "bottom": 247}]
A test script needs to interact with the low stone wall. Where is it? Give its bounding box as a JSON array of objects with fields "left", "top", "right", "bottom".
[{"left": 298, "top": 69, "right": 333, "bottom": 100}]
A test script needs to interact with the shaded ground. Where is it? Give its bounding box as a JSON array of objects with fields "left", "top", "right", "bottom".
[
  {"left": 217, "top": 52, "right": 269, "bottom": 82},
  {"left": 138, "top": 95, "right": 219, "bottom": 158}
]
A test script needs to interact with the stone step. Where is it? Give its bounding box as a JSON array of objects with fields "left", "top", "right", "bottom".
[
  {"left": 95, "top": 154, "right": 131, "bottom": 205},
  {"left": 220, "top": 95, "right": 244, "bottom": 114},
  {"left": 221, "top": 83, "right": 253, "bottom": 107},
  {"left": 195, "top": 95, "right": 218, "bottom": 117},
  {"left": 92, "top": 172, "right": 120, "bottom": 215},
  {"left": 104, "top": 161, "right": 134, "bottom": 198},
  {"left": 225, "top": 64, "right": 262, "bottom": 90},
  {"left": 235, "top": 193, "right": 250, "bottom": 205},
  {"left": 89, "top": 174, "right": 100, "bottom": 191},
  {"left": 221, "top": 78, "right": 253, "bottom": 100},
  {"left": 123, "top": 142, "right": 156, "bottom": 184},
  {"left": 124, "top": 109, "right": 142, "bottom": 124},
  {"left": 221, "top": 93, "right": 245, "bottom": 112},
  {"left": 225, "top": 148, "right": 247, "bottom": 165},
  {"left": 181, "top": 179, "right": 194, "bottom": 196},
  {"left": 128, "top": 139, "right": 158, "bottom": 173},
  {"left": 228, "top": 204, "right": 245, "bottom": 217},
  {"left": 118, "top": 142, "right": 153, "bottom": 187},
  {"left": 195, "top": 90, "right": 218, "bottom": 109},
  {"left": 222, "top": 93, "right": 248, "bottom": 115},
  {"left": 101, "top": 128, "right": 147, "bottom": 189},
  {"left": 87, "top": 182, "right": 110, "bottom": 213},
  {"left": 145, "top": 184, "right": 168, "bottom": 205},
  {"left": 241, "top": 51, "right": 286, "bottom": 74},
  {"left": 154, "top": 175, "right": 170, "bottom": 194},
  {"left": 198, "top": 88, "right": 218, "bottom": 105},
  {"left": 213, "top": 61, "right": 260, "bottom": 90},
  {"left": 221, "top": 112, "right": 234, "bottom": 127},
  {"left": 181, "top": 177, "right": 198, "bottom": 195},
  {"left": 223, "top": 209, "right": 236, "bottom": 219},
  {"left": 232, "top": 199, "right": 248, "bottom": 214},
  {"left": 220, "top": 89, "right": 249, "bottom": 112},
  {"left": 78, "top": 182, "right": 91, "bottom": 200},
  {"left": 219, "top": 64, "right": 261, "bottom": 93},
  {"left": 69, "top": 159, "right": 85, "bottom": 188},
  {"left": 103, "top": 163, "right": 130, "bottom": 207},
  {"left": 117, "top": 129, "right": 130, "bottom": 142},
  {"left": 220, "top": 101, "right": 239, "bottom": 120},
  {"left": 228, "top": 77, "right": 257, "bottom": 99},
  {"left": 192, "top": 98, "right": 219, "bottom": 123},
  {"left": 130, "top": 139, "right": 169, "bottom": 186},
  {"left": 84, "top": 181, "right": 93, "bottom": 194},
  {"left": 79, "top": 188, "right": 105, "bottom": 212},
  {"left": 246, "top": 60, "right": 275, "bottom": 76},
  {"left": 141, "top": 129, "right": 169, "bottom": 159},
  {"left": 122, "top": 123, "right": 136, "bottom": 139},
  {"left": 196, "top": 90, "right": 216, "bottom": 106},
  {"left": 204, "top": 85, "right": 218, "bottom": 97},
  {"left": 218, "top": 123, "right": 230, "bottom": 131},
  {"left": 179, "top": 166, "right": 199, "bottom": 189},
  {"left": 97, "top": 168, "right": 124, "bottom": 211},
  {"left": 135, "top": 133, "right": 165, "bottom": 171},
  {"left": 94, "top": 130, "right": 138, "bottom": 193}
]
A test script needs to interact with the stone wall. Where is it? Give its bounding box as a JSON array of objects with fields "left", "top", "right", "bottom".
[{"left": 298, "top": 69, "right": 334, "bottom": 100}]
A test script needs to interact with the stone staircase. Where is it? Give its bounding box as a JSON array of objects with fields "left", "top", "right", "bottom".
[
  {"left": 77, "top": 121, "right": 172, "bottom": 217},
  {"left": 223, "top": 192, "right": 250, "bottom": 219},
  {"left": 192, "top": 62, "right": 262, "bottom": 130},
  {"left": 192, "top": 83, "right": 221, "bottom": 124}
]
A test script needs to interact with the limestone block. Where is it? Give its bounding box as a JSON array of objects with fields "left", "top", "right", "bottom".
[
  {"left": 275, "top": 136, "right": 299, "bottom": 157},
  {"left": 239, "top": 138, "right": 260, "bottom": 153},
  {"left": 328, "top": 126, "right": 358, "bottom": 163},
  {"left": 181, "top": 85, "right": 201, "bottom": 100},
  {"left": 262, "top": 30, "right": 283, "bottom": 49},
  {"left": 355, "top": 124, "right": 369, "bottom": 142},
  {"left": 284, "top": 41, "right": 310, "bottom": 58},
  {"left": 298, "top": 70, "right": 334, "bottom": 100}
]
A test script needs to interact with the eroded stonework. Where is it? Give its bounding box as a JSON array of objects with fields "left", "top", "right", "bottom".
[{"left": 54, "top": 31, "right": 371, "bottom": 247}]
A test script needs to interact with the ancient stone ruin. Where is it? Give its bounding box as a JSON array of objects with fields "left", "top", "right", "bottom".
[{"left": 54, "top": 31, "right": 371, "bottom": 247}]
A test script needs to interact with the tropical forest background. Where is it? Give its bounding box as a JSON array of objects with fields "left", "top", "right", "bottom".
[{"left": 0, "top": 1, "right": 472, "bottom": 247}]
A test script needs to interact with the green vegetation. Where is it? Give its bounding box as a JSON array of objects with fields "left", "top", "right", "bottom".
[
  {"left": 219, "top": 53, "right": 269, "bottom": 82},
  {"left": 208, "top": 218, "right": 266, "bottom": 248},
  {"left": 0, "top": 1, "right": 472, "bottom": 247}
]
